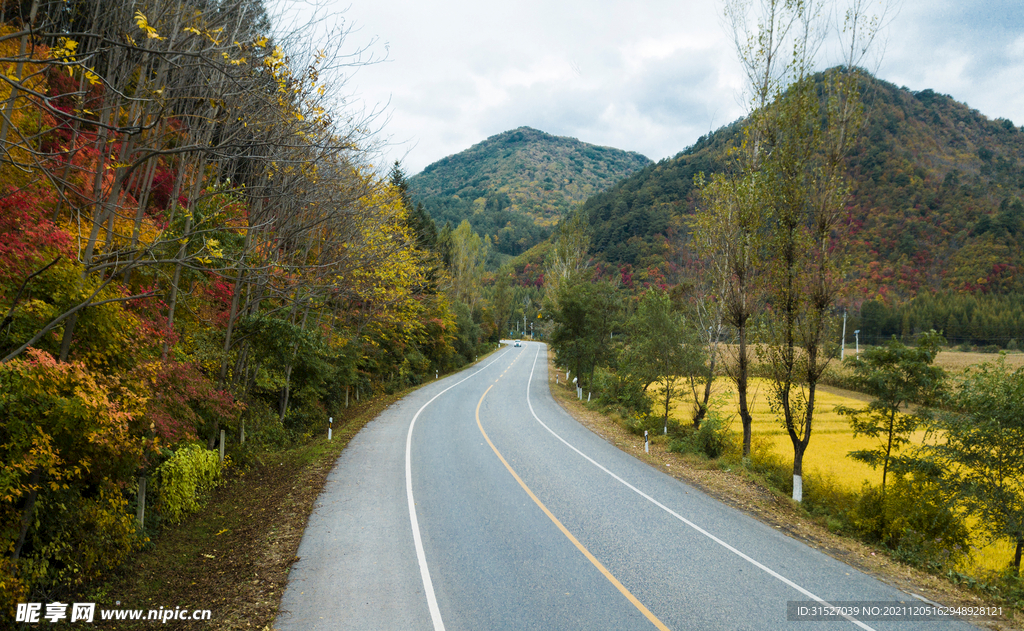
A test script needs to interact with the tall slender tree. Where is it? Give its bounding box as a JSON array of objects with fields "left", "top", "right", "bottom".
[{"left": 714, "top": 0, "right": 883, "bottom": 500}]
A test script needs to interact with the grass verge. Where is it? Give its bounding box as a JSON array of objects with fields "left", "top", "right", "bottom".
[{"left": 71, "top": 388, "right": 410, "bottom": 630}]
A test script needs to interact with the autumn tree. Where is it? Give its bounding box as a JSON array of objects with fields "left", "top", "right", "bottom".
[
  {"left": 620, "top": 288, "right": 705, "bottom": 434},
  {"left": 549, "top": 278, "right": 619, "bottom": 392},
  {"left": 544, "top": 208, "right": 591, "bottom": 310},
  {"left": 720, "top": 0, "right": 883, "bottom": 501},
  {"left": 923, "top": 357, "right": 1024, "bottom": 576},
  {"left": 836, "top": 331, "right": 944, "bottom": 500},
  {"left": 448, "top": 220, "right": 488, "bottom": 309},
  {"left": 693, "top": 170, "right": 766, "bottom": 455}
]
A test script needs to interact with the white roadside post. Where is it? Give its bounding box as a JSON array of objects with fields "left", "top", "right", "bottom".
[
  {"left": 644, "top": 430, "right": 649, "bottom": 454},
  {"left": 328, "top": 416, "right": 333, "bottom": 441}
]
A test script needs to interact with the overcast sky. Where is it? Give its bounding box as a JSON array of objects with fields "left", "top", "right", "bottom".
[{"left": 275, "top": 0, "right": 1024, "bottom": 175}]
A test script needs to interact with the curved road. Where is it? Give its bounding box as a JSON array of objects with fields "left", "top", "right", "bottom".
[{"left": 275, "top": 341, "right": 980, "bottom": 630}]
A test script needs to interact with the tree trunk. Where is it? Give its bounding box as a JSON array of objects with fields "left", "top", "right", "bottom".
[
  {"left": 0, "top": 1, "right": 40, "bottom": 148},
  {"left": 279, "top": 307, "right": 310, "bottom": 422},
  {"left": 1014, "top": 532, "right": 1022, "bottom": 577},
  {"left": 791, "top": 443, "right": 805, "bottom": 502},
  {"left": 737, "top": 326, "right": 753, "bottom": 458},
  {"left": 11, "top": 468, "right": 40, "bottom": 563}
]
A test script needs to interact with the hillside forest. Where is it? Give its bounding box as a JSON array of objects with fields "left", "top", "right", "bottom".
[{"left": 574, "top": 76, "right": 1024, "bottom": 348}]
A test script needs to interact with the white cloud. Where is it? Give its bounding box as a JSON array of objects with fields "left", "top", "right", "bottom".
[{"left": 274, "top": 0, "right": 1024, "bottom": 174}]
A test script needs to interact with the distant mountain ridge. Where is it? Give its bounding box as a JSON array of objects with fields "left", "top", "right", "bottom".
[
  {"left": 408, "top": 127, "right": 652, "bottom": 256},
  {"left": 577, "top": 72, "right": 1024, "bottom": 301}
]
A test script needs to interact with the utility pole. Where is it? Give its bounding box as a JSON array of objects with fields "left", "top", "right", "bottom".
[
  {"left": 841, "top": 310, "right": 847, "bottom": 361},
  {"left": 854, "top": 329, "right": 860, "bottom": 354}
]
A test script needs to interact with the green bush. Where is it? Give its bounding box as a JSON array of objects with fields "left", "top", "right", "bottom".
[
  {"left": 802, "top": 472, "right": 860, "bottom": 526},
  {"left": 156, "top": 444, "right": 222, "bottom": 524},
  {"left": 592, "top": 366, "right": 651, "bottom": 416},
  {"left": 848, "top": 476, "right": 969, "bottom": 571},
  {"left": 621, "top": 412, "right": 672, "bottom": 437},
  {"left": 668, "top": 412, "right": 733, "bottom": 459},
  {"left": 284, "top": 395, "right": 327, "bottom": 435},
  {"left": 241, "top": 399, "right": 292, "bottom": 449},
  {"left": 745, "top": 435, "right": 793, "bottom": 494}
]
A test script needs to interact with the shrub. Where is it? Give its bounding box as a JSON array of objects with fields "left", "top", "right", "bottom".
[
  {"left": 668, "top": 412, "right": 734, "bottom": 459},
  {"left": 745, "top": 435, "right": 793, "bottom": 493},
  {"left": 0, "top": 349, "right": 150, "bottom": 607},
  {"left": 593, "top": 365, "right": 652, "bottom": 416},
  {"left": 621, "top": 412, "right": 671, "bottom": 437},
  {"left": 241, "top": 399, "right": 292, "bottom": 449},
  {"left": 802, "top": 472, "right": 860, "bottom": 526},
  {"left": 155, "top": 444, "right": 222, "bottom": 524},
  {"left": 848, "top": 476, "right": 969, "bottom": 571}
]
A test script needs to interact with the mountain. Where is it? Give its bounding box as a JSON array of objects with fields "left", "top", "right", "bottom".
[
  {"left": 577, "top": 72, "right": 1024, "bottom": 301},
  {"left": 408, "top": 127, "right": 652, "bottom": 256}
]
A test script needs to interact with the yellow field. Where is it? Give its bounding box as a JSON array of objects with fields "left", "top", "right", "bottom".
[
  {"left": 665, "top": 377, "right": 1013, "bottom": 574},
  {"left": 840, "top": 348, "right": 1024, "bottom": 373}
]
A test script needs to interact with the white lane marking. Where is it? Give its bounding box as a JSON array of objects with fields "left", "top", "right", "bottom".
[
  {"left": 405, "top": 351, "right": 511, "bottom": 631},
  {"left": 524, "top": 347, "right": 877, "bottom": 631}
]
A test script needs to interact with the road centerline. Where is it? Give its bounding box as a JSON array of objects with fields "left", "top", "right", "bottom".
[{"left": 474, "top": 382, "right": 672, "bottom": 631}]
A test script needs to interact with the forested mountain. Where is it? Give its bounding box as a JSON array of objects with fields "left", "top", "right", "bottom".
[
  {"left": 578, "top": 73, "right": 1024, "bottom": 301},
  {"left": 408, "top": 127, "right": 651, "bottom": 256}
]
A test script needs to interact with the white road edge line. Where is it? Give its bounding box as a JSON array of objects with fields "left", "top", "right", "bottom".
[
  {"left": 525, "top": 347, "right": 878, "bottom": 631},
  {"left": 405, "top": 349, "right": 511, "bottom": 631}
]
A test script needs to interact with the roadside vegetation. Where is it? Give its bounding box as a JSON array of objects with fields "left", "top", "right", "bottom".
[
  {"left": 544, "top": 266, "right": 1023, "bottom": 616},
  {"left": 0, "top": 0, "right": 501, "bottom": 617}
]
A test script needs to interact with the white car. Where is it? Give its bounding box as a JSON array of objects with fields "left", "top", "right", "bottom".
[{"left": 514, "top": 340, "right": 521, "bottom": 347}]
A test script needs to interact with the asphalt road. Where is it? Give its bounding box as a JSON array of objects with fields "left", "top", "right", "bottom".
[{"left": 275, "top": 341, "right": 982, "bottom": 630}]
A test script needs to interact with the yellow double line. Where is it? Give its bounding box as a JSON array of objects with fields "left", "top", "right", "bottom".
[{"left": 475, "top": 382, "right": 671, "bottom": 631}]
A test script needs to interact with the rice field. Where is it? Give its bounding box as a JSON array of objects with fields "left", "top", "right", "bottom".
[
  {"left": 664, "top": 376, "right": 1014, "bottom": 575},
  {"left": 933, "top": 349, "right": 1024, "bottom": 372},
  {"left": 840, "top": 348, "right": 1024, "bottom": 373}
]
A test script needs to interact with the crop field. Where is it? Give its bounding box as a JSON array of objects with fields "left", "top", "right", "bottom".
[
  {"left": 932, "top": 349, "right": 1024, "bottom": 371},
  {"left": 666, "top": 372, "right": 1014, "bottom": 575}
]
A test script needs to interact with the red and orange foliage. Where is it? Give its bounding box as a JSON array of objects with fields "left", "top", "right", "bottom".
[{"left": 1, "top": 4, "right": 459, "bottom": 611}]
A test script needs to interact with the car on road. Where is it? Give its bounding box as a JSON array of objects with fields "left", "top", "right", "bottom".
[{"left": 514, "top": 340, "right": 521, "bottom": 347}]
